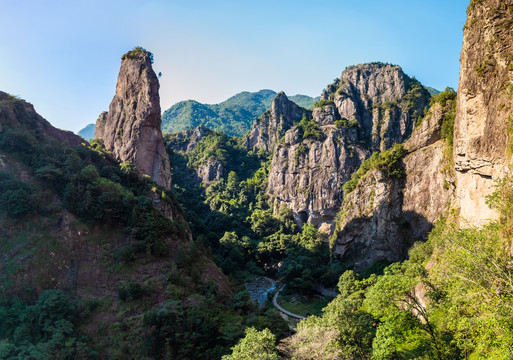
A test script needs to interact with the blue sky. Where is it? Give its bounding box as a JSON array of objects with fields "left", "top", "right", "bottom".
[{"left": 0, "top": 0, "right": 469, "bottom": 133}]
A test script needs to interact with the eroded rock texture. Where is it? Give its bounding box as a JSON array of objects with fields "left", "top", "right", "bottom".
[
  {"left": 453, "top": 0, "right": 513, "bottom": 225},
  {"left": 95, "top": 49, "right": 171, "bottom": 188},
  {"left": 333, "top": 101, "right": 456, "bottom": 269},
  {"left": 266, "top": 64, "right": 430, "bottom": 229},
  {"left": 322, "top": 63, "right": 431, "bottom": 151},
  {"left": 245, "top": 92, "right": 310, "bottom": 153}
]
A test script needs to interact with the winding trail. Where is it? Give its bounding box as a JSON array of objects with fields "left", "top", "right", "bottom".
[{"left": 272, "top": 286, "right": 306, "bottom": 320}]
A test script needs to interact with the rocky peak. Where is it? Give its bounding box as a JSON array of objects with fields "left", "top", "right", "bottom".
[
  {"left": 265, "top": 63, "right": 431, "bottom": 229},
  {"left": 245, "top": 92, "right": 310, "bottom": 152},
  {"left": 453, "top": 0, "right": 513, "bottom": 226},
  {"left": 321, "top": 63, "right": 431, "bottom": 151},
  {"left": 95, "top": 48, "right": 171, "bottom": 188}
]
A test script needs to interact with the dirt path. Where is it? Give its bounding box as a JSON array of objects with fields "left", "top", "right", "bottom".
[{"left": 272, "top": 286, "right": 306, "bottom": 320}]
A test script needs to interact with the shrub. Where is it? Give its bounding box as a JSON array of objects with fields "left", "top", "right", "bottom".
[
  {"left": 314, "top": 99, "right": 335, "bottom": 108},
  {"left": 297, "top": 114, "right": 325, "bottom": 142},
  {"left": 342, "top": 144, "right": 407, "bottom": 195},
  {"left": 121, "top": 46, "right": 154, "bottom": 63}
]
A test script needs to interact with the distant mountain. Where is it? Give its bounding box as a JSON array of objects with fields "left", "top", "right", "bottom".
[
  {"left": 161, "top": 90, "right": 320, "bottom": 137},
  {"left": 78, "top": 90, "right": 320, "bottom": 138},
  {"left": 77, "top": 123, "right": 95, "bottom": 140},
  {"left": 288, "top": 94, "right": 321, "bottom": 109},
  {"left": 424, "top": 86, "right": 440, "bottom": 97}
]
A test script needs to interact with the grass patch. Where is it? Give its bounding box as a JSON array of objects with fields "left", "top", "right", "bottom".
[{"left": 277, "top": 292, "right": 332, "bottom": 317}]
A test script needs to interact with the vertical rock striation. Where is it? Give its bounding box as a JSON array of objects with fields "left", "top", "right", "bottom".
[
  {"left": 453, "top": 0, "right": 513, "bottom": 225},
  {"left": 333, "top": 100, "right": 456, "bottom": 269},
  {"left": 265, "top": 64, "right": 431, "bottom": 229},
  {"left": 95, "top": 48, "right": 171, "bottom": 188},
  {"left": 245, "top": 92, "right": 310, "bottom": 153},
  {"left": 323, "top": 63, "right": 431, "bottom": 151}
]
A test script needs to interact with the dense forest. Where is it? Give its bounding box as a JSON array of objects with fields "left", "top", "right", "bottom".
[{"left": 2, "top": 0, "right": 513, "bottom": 358}]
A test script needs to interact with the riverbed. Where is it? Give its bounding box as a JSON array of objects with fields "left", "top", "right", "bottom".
[{"left": 244, "top": 276, "right": 276, "bottom": 307}]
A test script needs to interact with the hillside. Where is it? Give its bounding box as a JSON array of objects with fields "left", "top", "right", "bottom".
[
  {"left": 161, "top": 90, "right": 320, "bottom": 137},
  {"left": 220, "top": 1, "right": 513, "bottom": 358},
  {"left": 77, "top": 90, "right": 319, "bottom": 139},
  {"left": 0, "top": 52, "right": 288, "bottom": 360}
]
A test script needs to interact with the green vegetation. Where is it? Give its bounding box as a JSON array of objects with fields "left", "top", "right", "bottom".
[
  {"left": 161, "top": 90, "right": 318, "bottom": 137},
  {"left": 288, "top": 94, "right": 320, "bottom": 109},
  {"left": 430, "top": 87, "right": 457, "bottom": 145},
  {"left": 424, "top": 86, "right": 441, "bottom": 97},
  {"left": 276, "top": 292, "right": 332, "bottom": 317},
  {"left": 0, "top": 171, "right": 36, "bottom": 218},
  {"left": 0, "top": 290, "right": 93, "bottom": 359},
  {"left": 297, "top": 114, "right": 325, "bottom": 141},
  {"left": 234, "top": 175, "right": 513, "bottom": 359},
  {"left": 314, "top": 99, "right": 335, "bottom": 108},
  {"left": 166, "top": 129, "right": 344, "bottom": 294},
  {"left": 222, "top": 327, "right": 279, "bottom": 360},
  {"left": 334, "top": 118, "right": 359, "bottom": 128},
  {"left": 401, "top": 78, "right": 430, "bottom": 117},
  {"left": 0, "top": 94, "right": 293, "bottom": 359},
  {"left": 342, "top": 143, "right": 408, "bottom": 195},
  {"left": 121, "top": 46, "right": 153, "bottom": 63}
]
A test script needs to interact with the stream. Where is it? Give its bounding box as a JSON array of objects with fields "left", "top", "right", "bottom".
[{"left": 244, "top": 276, "right": 276, "bottom": 307}]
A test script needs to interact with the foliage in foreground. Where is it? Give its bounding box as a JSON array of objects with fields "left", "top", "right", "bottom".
[
  {"left": 228, "top": 177, "right": 513, "bottom": 359},
  {"left": 0, "top": 290, "right": 93, "bottom": 359}
]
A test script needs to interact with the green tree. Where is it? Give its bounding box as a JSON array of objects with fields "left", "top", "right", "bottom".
[{"left": 222, "top": 327, "right": 279, "bottom": 360}]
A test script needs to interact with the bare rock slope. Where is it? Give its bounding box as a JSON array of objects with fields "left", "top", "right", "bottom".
[
  {"left": 265, "top": 64, "right": 431, "bottom": 229},
  {"left": 95, "top": 48, "right": 171, "bottom": 188},
  {"left": 453, "top": 0, "right": 513, "bottom": 225},
  {"left": 333, "top": 101, "right": 456, "bottom": 269}
]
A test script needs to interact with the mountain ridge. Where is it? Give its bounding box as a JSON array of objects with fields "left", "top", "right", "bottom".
[{"left": 77, "top": 90, "right": 320, "bottom": 139}]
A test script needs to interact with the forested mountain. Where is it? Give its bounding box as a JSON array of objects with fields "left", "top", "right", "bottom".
[
  {"left": 2, "top": 1, "right": 513, "bottom": 359},
  {"left": 161, "top": 90, "right": 320, "bottom": 137},
  {"left": 78, "top": 90, "right": 319, "bottom": 139}
]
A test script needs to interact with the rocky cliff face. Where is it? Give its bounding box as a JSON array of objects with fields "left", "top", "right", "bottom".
[
  {"left": 322, "top": 63, "right": 431, "bottom": 151},
  {"left": 0, "top": 91, "right": 83, "bottom": 147},
  {"left": 268, "top": 123, "right": 368, "bottom": 230},
  {"left": 453, "top": 0, "right": 513, "bottom": 226},
  {"left": 266, "top": 64, "right": 431, "bottom": 229},
  {"left": 245, "top": 92, "right": 310, "bottom": 153},
  {"left": 333, "top": 101, "right": 456, "bottom": 269},
  {"left": 95, "top": 48, "right": 171, "bottom": 189},
  {"left": 333, "top": 169, "right": 405, "bottom": 269}
]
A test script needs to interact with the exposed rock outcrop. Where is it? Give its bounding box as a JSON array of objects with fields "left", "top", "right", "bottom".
[
  {"left": 245, "top": 92, "right": 310, "bottom": 153},
  {"left": 402, "top": 102, "right": 456, "bottom": 237},
  {"left": 197, "top": 159, "right": 223, "bottom": 185},
  {"left": 0, "top": 91, "right": 83, "bottom": 147},
  {"left": 266, "top": 64, "right": 431, "bottom": 227},
  {"left": 333, "top": 169, "right": 406, "bottom": 269},
  {"left": 268, "top": 124, "right": 368, "bottom": 229},
  {"left": 453, "top": 0, "right": 513, "bottom": 225},
  {"left": 322, "top": 63, "right": 431, "bottom": 151},
  {"left": 167, "top": 125, "right": 212, "bottom": 153},
  {"left": 95, "top": 48, "right": 171, "bottom": 189},
  {"left": 333, "top": 101, "right": 456, "bottom": 269},
  {"left": 165, "top": 125, "right": 225, "bottom": 185}
]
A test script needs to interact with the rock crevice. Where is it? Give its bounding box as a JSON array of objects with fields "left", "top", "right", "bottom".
[{"left": 95, "top": 48, "right": 172, "bottom": 189}]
